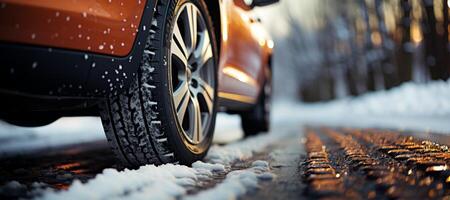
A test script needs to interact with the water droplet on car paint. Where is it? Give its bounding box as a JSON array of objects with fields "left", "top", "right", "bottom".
[
  {"left": 121, "top": 42, "right": 125, "bottom": 46},
  {"left": 123, "top": 18, "right": 127, "bottom": 22},
  {"left": 116, "top": 78, "right": 119, "bottom": 82},
  {"left": 108, "top": 0, "right": 112, "bottom": 3},
  {"left": 82, "top": 12, "right": 87, "bottom": 18},
  {"left": 121, "top": 27, "right": 125, "bottom": 31},
  {"left": 101, "top": 75, "right": 105, "bottom": 79},
  {"left": 115, "top": 70, "right": 119, "bottom": 74},
  {"left": 98, "top": 45, "right": 104, "bottom": 50},
  {"left": 84, "top": 54, "right": 89, "bottom": 60},
  {"left": 107, "top": 79, "right": 111, "bottom": 82},
  {"left": 55, "top": 12, "right": 60, "bottom": 17},
  {"left": 77, "top": 24, "right": 82, "bottom": 29},
  {"left": 105, "top": 71, "right": 108, "bottom": 75},
  {"left": 143, "top": 25, "right": 146, "bottom": 31},
  {"left": 92, "top": 62, "right": 96, "bottom": 68},
  {"left": 32, "top": 62, "right": 38, "bottom": 69},
  {"left": 48, "top": 48, "right": 53, "bottom": 52},
  {"left": 31, "top": 33, "right": 36, "bottom": 39},
  {"left": 119, "top": 65, "right": 122, "bottom": 70},
  {"left": 66, "top": 16, "right": 70, "bottom": 21},
  {"left": 78, "top": 85, "right": 82, "bottom": 89},
  {"left": 109, "top": 45, "right": 114, "bottom": 50}
]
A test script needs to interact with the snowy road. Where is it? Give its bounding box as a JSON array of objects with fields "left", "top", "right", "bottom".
[
  {"left": 2, "top": 123, "right": 450, "bottom": 199},
  {"left": 1, "top": 81, "right": 450, "bottom": 199},
  {"left": 0, "top": 112, "right": 302, "bottom": 200}
]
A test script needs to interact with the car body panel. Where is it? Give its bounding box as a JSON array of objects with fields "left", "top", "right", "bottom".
[
  {"left": 0, "top": 0, "right": 147, "bottom": 56},
  {"left": 217, "top": 0, "right": 273, "bottom": 106},
  {"left": 0, "top": 0, "right": 157, "bottom": 102}
]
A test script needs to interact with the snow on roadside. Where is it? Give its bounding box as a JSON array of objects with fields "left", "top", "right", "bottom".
[
  {"left": 274, "top": 80, "right": 450, "bottom": 133},
  {"left": 0, "top": 117, "right": 105, "bottom": 156},
  {"left": 185, "top": 160, "right": 274, "bottom": 200},
  {"left": 35, "top": 126, "right": 291, "bottom": 200},
  {"left": 332, "top": 80, "right": 450, "bottom": 117}
]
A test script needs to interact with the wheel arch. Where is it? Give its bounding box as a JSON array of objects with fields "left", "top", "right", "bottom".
[{"left": 204, "top": 0, "right": 222, "bottom": 56}]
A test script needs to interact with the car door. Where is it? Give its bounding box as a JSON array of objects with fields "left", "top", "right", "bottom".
[{"left": 218, "top": 0, "right": 266, "bottom": 105}]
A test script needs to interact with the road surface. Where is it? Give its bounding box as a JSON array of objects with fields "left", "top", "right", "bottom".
[{"left": 1, "top": 124, "right": 450, "bottom": 199}]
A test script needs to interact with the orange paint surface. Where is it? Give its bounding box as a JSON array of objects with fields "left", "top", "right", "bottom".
[
  {"left": 218, "top": 0, "right": 273, "bottom": 102},
  {"left": 0, "top": 0, "right": 147, "bottom": 56}
]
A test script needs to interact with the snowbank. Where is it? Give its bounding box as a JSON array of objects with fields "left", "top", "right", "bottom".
[
  {"left": 336, "top": 80, "right": 450, "bottom": 117},
  {"left": 274, "top": 80, "right": 450, "bottom": 133}
]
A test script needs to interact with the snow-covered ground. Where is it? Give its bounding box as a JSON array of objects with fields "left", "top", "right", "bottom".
[
  {"left": 275, "top": 80, "right": 450, "bottom": 133},
  {"left": 0, "top": 80, "right": 449, "bottom": 199}
]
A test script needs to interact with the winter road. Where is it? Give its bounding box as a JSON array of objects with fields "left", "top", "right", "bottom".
[{"left": 1, "top": 124, "right": 450, "bottom": 199}]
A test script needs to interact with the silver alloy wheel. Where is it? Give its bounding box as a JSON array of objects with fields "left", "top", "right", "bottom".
[{"left": 170, "top": 3, "right": 214, "bottom": 145}]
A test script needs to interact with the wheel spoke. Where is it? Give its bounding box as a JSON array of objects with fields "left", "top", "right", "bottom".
[
  {"left": 186, "top": 4, "right": 198, "bottom": 51},
  {"left": 172, "top": 22, "right": 188, "bottom": 66},
  {"left": 191, "top": 95, "right": 203, "bottom": 143},
  {"left": 194, "top": 31, "right": 212, "bottom": 70},
  {"left": 173, "top": 82, "right": 190, "bottom": 123},
  {"left": 197, "top": 78, "right": 214, "bottom": 114}
]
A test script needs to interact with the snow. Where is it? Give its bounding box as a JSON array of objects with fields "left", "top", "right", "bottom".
[
  {"left": 0, "top": 80, "right": 449, "bottom": 199},
  {"left": 335, "top": 80, "right": 450, "bottom": 117},
  {"left": 186, "top": 161, "right": 273, "bottom": 200},
  {"left": 38, "top": 165, "right": 193, "bottom": 200},
  {"left": 35, "top": 127, "right": 282, "bottom": 200},
  {"left": 0, "top": 117, "right": 105, "bottom": 156},
  {"left": 274, "top": 80, "right": 450, "bottom": 133}
]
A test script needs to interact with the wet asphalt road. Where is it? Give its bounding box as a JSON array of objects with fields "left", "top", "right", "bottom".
[{"left": 1, "top": 127, "right": 450, "bottom": 199}]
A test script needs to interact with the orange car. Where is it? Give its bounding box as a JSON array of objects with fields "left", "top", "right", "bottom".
[{"left": 0, "top": 0, "right": 276, "bottom": 166}]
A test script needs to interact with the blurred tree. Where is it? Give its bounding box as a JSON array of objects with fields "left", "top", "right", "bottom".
[
  {"left": 421, "top": 0, "right": 449, "bottom": 80},
  {"left": 397, "top": 0, "right": 415, "bottom": 83}
]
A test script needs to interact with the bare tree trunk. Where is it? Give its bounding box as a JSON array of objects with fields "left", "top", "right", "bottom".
[{"left": 397, "top": 0, "right": 414, "bottom": 82}]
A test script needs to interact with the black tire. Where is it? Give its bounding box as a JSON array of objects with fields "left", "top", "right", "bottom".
[
  {"left": 240, "top": 76, "right": 272, "bottom": 137},
  {"left": 99, "top": 0, "right": 218, "bottom": 167}
]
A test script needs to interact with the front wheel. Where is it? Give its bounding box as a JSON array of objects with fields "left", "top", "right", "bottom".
[{"left": 99, "top": 0, "right": 218, "bottom": 167}]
